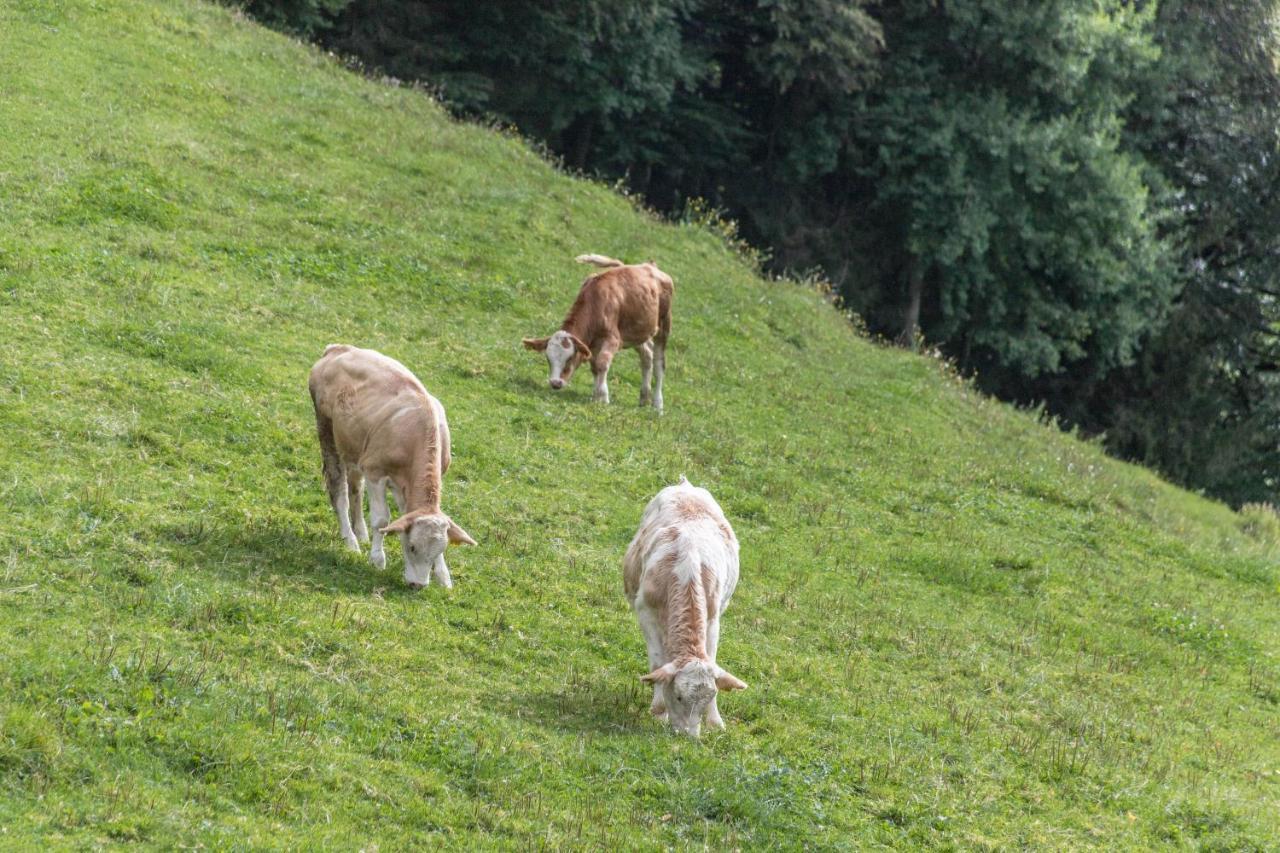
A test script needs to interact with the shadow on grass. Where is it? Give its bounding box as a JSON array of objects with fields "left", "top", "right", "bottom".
[
  {"left": 507, "top": 373, "right": 597, "bottom": 404},
  {"left": 500, "top": 681, "right": 654, "bottom": 736},
  {"left": 156, "top": 518, "right": 423, "bottom": 598}
]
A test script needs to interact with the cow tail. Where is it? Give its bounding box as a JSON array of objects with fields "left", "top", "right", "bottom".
[{"left": 574, "top": 253, "right": 625, "bottom": 268}]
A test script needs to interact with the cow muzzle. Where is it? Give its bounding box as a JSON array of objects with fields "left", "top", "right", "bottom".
[
  {"left": 549, "top": 378, "right": 565, "bottom": 390},
  {"left": 674, "top": 721, "right": 702, "bottom": 739}
]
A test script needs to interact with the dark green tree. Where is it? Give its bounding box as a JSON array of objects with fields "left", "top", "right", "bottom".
[
  {"left": 323, "top": 1, "right": 709, "bottom": 170},
  {"left": 240, "top": 0, "right": 352, "bottom": 35},
  {"left": 665, "top": 0, "right": 882, "bottom": 254},
  {"left": 1040, "top": 0, "right": 1280, "bottom": 504},
  {"left": 850, "top": 1, "right": 1176, "bottom": 381}
]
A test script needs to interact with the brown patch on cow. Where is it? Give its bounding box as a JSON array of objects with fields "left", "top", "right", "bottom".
[
  {"left": 718, "top": 520, "right": 735, "bottom": 545},
  {"left": 624, "top": 519, "right": 664, "bottom": 599},
  {"left": 635, "top": 548, "right": 710, "bottom": 666},
  {"left": 701, "top": 563, "right": 721, "bottom": 618},
  {"left": 672, "top": 495, "right": 713, "bottom": 521},
  {"left": 640, "top": 550, "right": 680, "bottom": 614},
  {"left": 664, "top": 569, "right": 709, "bottom": 664},
  {"left": 557, "top": 262, "right": 674, "bottom": 359},
  {"left": 623, "top": 532, "right": 649, "bottom": 600},
  {"left": 334, "top": 385, "right": 356, "bottom": 414}
]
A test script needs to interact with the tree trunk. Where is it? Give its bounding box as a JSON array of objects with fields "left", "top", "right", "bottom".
[
  {"left": 896, "top": 255, "right": 924, "bottom": 350},
  {"left": 636, "top": 161, "right": 652, "bottom": 195},
  {"left": 567, "top": 117, "right": 594, "bottom": 170}
]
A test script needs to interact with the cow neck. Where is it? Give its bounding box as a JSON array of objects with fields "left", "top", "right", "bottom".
[
  {"left": 401, "top": 431, "right": 442, "bottom": 513},
  {"left": 666, "top": 572, "right": 709, "bottom": 664},
  {"left": 560, "top": 297, "right": 592, "bottom": 344}
]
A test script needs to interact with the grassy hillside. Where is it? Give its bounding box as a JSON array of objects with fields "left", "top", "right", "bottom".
[{"left": 1, "top": 0, "right": 1278, "bottom": 847}]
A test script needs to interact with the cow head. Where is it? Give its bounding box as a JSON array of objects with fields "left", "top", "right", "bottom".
[
  {"left": 380, "top": 510, "right": 476, "bottom": 589},
  {"left": 641, "top": 659, "right": 747, "bottom": 738},
  {"left": 522, "top": 331, "right": 591, "bottom": 390}
]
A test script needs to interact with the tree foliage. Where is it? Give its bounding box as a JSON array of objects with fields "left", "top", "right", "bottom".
[
  {"left": 1042, "top": 0, "right": 1280, "bottom": 504},
  {"left": 240, "top": 0, "right": 350, "bottom": 35},
  {"left": 850, "top": 1, "right": 1175, "bottom": 381},
  {"left": 323, "top": 0, "right": 710, "bottom": 172}
]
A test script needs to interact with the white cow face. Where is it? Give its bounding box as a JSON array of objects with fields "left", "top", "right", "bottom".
[
  {"left": 381, "top": 511, "right": 476, "bottom": 589},
  {"left": 642, "top": 660, "right": 747, "bottom": 738},
  {"left": 522, "top": 331, "right": 592, "bottom": 390}
]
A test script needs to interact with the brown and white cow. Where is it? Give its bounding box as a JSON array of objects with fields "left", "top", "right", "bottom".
[
  {"left": 308, "top": 344, "right": 476, "bottom": 589},
  {"left": 623, "top": 478, "right": 747, "bottom": 737},
  {"left": 523, "top": 254, "right": 673, "bottom": 412}
]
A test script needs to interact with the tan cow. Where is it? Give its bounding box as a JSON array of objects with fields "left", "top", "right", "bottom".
[
  {"left": 623, "top": 478, "right": 747, "bottom": 737},
  {"left": 308, "top": 344, "right": 476, "bottom": 589},
  {"left": 523, "top": 254, "right": 673, "bottom": 412}
]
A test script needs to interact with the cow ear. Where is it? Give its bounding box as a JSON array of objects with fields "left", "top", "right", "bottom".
[
  {"left": 640, "top": 663, "right": 677, "bottom": 684},
  {"left": 523, "top": 337, "right": 549, "bottom": 352},
  {"left": 714, "top": 668, "right": 747, "bottom": 691},
  {"left": 380, "top": 514, "right": 415, "bottom": 535},
  {"left": 446, "top": 519, "right": 477, "bottom": 546},
  {"left": 568, "top": 334, "right": 592, "bottom": 360}
]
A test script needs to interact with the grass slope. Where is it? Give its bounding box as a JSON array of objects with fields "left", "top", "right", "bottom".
[{"left": 1, "top": 0, "right": 1278, "bottom": 847}]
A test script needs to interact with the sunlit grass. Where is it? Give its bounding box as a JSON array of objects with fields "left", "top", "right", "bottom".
[{"left": 0, "top": 0, "right": 1277, "bottom": 847}]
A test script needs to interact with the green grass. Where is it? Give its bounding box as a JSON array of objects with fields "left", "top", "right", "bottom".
[{"left": 1, "top": 0, "right": 1278, "bottom": 847}]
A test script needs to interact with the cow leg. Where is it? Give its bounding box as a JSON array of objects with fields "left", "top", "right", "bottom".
[
  {"left": 652, "top": 338, "right": 666, "bottom": 413},
  {"left": 636, "top": 607, "right": 668, "bottom": 718},
  {"left": 346, "top": 465, "right": 368, "bottom": 544},
  {"left": 316, "top": 411, "right": 359, "bottom": 552},
  {"left": 637, "top": 342, "right": 654, "bottom": 406},
  {"left": 591, "top": 347, "right": 616, "bottom": 404},
  {"left": 432, "top": 552, "right": 454, "bottom": 589},
  {"left": 705, "top": 617, "right": 725, "bottom": 729},
  {"left": 368, "top": 478, "right": 391, "bottom": 570}
]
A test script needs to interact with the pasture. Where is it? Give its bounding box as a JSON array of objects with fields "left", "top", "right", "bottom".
[{"left": 1, "top": 0, "right": 1278, "bottom": 847}]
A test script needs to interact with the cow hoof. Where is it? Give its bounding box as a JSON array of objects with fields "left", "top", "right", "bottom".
[
  {"left": 406, "top": 581, "right": 425, "bottom": 591},
  {"left": 344, "top": 538, "right": 361, "bottom": 553},
  {"left": 370, "top": 551, "right": 386, "bottom": 570}
]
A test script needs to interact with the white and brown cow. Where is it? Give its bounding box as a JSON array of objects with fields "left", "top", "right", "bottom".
[
  {"left": 308, "top": 344, "right": 476, "bottom": 589},
  {"left": 523, "top": 254, "right": 673, "bottom": 412},
  {"left": 623, "top": 478, "right": 747, "bottom": 737}
]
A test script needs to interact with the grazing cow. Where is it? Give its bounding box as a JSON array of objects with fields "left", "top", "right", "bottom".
[
  {"left": 523, "top": 254, "right": 673, "bottom": 412},
  {"left": 308, "top": 344, "right": 476, "bottom": 589},
  {"left": 623, "top": 478, "right": 747, "bottom": 737}
]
